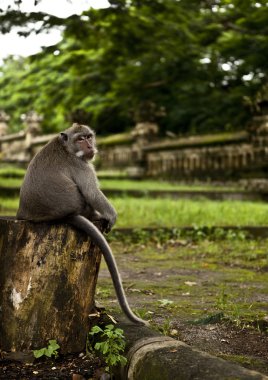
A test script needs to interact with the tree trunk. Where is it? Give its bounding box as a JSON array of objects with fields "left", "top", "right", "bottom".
[{"left": 0, "top": 217, "right": 102, "bottom": 354}]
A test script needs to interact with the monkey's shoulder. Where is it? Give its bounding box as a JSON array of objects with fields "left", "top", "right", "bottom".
[{"left": 31, "top": 137, "right": 70, "bottom": 166}]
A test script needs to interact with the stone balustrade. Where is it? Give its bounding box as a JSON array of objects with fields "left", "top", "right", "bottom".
[{"left": 1, "top": 111, "right": 268, "bottom": 180}]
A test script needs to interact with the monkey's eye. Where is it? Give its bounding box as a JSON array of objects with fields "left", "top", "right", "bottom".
[{"left": 77, "top": 136, "right": 85, "bottom": 142}]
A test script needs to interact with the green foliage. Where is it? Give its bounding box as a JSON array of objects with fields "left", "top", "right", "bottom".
[
  {"left": 1, "top": 0, "right": 267, "bottom": 134},
  {"left": 151, "top": 317, "right": 172, "bottom": 336},
  {"left": 185, "top": 226, "right": 247, "bottom": 242},
  {"left": 87, "top": 324, "right": 127, "bottom": 372},
  {"left": 33, "top": 340, "right": 60, "bottom": 359}
]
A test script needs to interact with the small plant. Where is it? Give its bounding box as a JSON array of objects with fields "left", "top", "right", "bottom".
[
  {"left": 159, "top": 318, "right": 172, "bottom": 335},
  {"left": 87, "top": 324, "right": 127, "bottom": 373},
  {"left": 96, "top": 286, "right": 112, "bottom": 299},
  {"left": 158, "top": 298, "right": 174, "bottom": 308},
  {"left": 33, "top": 339, "right": 60, "bottom": 359},
  {"left": 191, "top": 312, "right": 224, "bottom": 325},
  {"left": 215, "top": 285, "right": 229, "bottom": 310}
]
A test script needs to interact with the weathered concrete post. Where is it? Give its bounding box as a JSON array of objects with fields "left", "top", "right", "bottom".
[
  {"left": 21, "top": 111, "right": 43, "bottom": 159},
  {"left": 0, "top": 218, "right": 102, "bottom": 354},
  {"left": 130, "top": 122, "right": 159, "bottom": 178},
  {"left": 0, "top": 110, "right": 10, "bottom": 137}
]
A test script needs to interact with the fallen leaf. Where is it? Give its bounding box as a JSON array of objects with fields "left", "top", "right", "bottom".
[
  {"left": 184, "top": 281, "right": 197, "bottom": 286},
  {"left": 128, "top": 288, "right": 141, "bottom": 293}
]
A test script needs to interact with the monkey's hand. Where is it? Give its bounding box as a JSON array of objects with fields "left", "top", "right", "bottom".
[
  {"left": 100, "top": 219, "right": 111, "bottom": 233},
  {"left": 102, "top": 211, "right": 117, "bottom": 233}
]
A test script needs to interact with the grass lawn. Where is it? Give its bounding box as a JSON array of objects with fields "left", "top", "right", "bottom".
[
  {"left": 0, "top": 174, "right": 240, "bottom": 192},
  {"left": 0, "top": 166, "right": 26, "bottom": 178},
  {"left": 0, "top": 177, "right": 23, "bottom": 188},
  {"left": 2, "top": 196, "right": 268, "bottom": 227},
  {"left": 99, "top": 179, "right": 239, "bottom": 192},
  {"left": 99, "top": 237, "right": 268, "bottom": 324},
  {"left": 111, "top": 197, "right": 268, "bottom": 227}
]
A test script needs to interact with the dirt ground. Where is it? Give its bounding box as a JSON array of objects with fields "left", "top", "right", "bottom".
[
  {"left": 0, "top": 235, "right": 267, "bottom": 379},
  {"left": 0, "top": 353, "right": 105, "bottom": 380},
  {"left": 98, "top": 237, "right": 268, "bottom": 376}
]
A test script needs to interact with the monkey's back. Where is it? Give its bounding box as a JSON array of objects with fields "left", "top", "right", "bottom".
[{"left": 17, "top": 137, "right": 85, "bottom": 222}]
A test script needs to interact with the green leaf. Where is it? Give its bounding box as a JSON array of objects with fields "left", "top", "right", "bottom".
[
  {"left": 102, "top": 341, "right": 109, "bottom": 354},
  {"left": 44, "top": 347, "right": 52, "bottom": 357},
  {"left": 94, "top": 342, "right": 102, "bottom": 351},
  {"left": 48, "top": 340, "right": 60, "bottom": 350},
  {"left": 89, "top": 326, "right": 103, "bottom": 335},
  {"left": 33, "top": 348, "right": 46, "bottom": 358}
]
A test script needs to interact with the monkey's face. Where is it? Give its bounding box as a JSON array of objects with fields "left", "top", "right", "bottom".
[
  {"left": 60, "top": 124, "right": 98, "bottom": 161},
  {"left": 75, "top": 132, "right": 97, "bottom": 160}
]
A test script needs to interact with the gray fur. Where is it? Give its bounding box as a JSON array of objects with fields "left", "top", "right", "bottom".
[{"left": 17, "top": 123, "right": 146, "bottom": 325}]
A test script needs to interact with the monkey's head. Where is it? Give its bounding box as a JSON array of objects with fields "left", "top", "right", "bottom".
[{"left": 60, "top": 123, "right": 98, "bottom": 160}]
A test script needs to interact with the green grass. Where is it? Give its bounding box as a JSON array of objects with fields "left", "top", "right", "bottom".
[
  {"left": 0, "top": 177, "right": 23, "bottom": 188},
  {"left": 99, "top": 179, "right": 239, "bottom": 192},
  {"left": 0, "top": 176, "right": 240, "bottom": 192},
  {"left": 0, "top": 166, "right": 26, "bottom": 178},
  {"left": 98, "top": 237, "right": 268, "bottom": 327},
  {"left": 2, "top": 196, "right": 268, "bottom": 227},
  {"left": 0, "top": 197, "right": 19, "bottom": 213},
  {"left": 111, "top": 197, "right": 268, "bottom": 228},
  {"left": 0, "top": 166, "right": 25, "bottom": 188},
  {"left": 97, "top": 170, "right": 128, "bottom": 179},
  {"left": 0, "top": 176, "right": 241, "bottom": 192}
]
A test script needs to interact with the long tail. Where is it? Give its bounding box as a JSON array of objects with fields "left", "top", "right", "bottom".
[{"left": 67, "top": 215, "right": 146, "bottom": 325}]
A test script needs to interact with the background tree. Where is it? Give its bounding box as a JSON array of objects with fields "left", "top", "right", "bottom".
[{"left": 0, "top": 0, "right": 267, "bottom": 135}]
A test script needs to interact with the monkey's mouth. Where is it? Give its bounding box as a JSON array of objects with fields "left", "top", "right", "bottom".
[{"left": 85, "top": 148, "right": 95, "bottom": 159}]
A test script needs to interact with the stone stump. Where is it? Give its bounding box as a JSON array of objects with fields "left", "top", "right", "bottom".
[{"left": 0, "top": 218, "right": 102, "bottom": 354}]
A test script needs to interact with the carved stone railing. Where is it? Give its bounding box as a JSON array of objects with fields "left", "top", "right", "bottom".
[
  {"left": 1, "top": 111, "right": 268, "bottom": 181},
  {"left": 0, "top": 111, "right": 50, "bottom": 163}
]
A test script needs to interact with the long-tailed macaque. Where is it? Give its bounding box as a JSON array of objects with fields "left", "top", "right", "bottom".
[{"left": 17, "top": 123, "right": 146, "bottom": 325}]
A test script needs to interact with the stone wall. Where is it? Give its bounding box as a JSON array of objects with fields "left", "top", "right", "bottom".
[
  {"left": 0, "top": 111, "right": 49, "bottom": 164},
  {"left": 97, "top": 117, "right": 268, "bottom": 180},
  {"left": 145, "top": 140, "right": 266, "bottom": 180},
  {"left": 1, "top": 111, "right": 268, "bottom": 181},
  {"left": 99, "top": 145, "right": 135, "bottom": 169}
]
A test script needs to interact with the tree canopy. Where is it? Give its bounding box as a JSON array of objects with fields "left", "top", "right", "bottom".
[{"left": 0, "top": 0, "right": 267, "bottom": 134}]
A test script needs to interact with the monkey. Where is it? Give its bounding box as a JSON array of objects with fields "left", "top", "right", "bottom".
[{"left": 16, "top": 123, "right": 146, "bottom": 325}]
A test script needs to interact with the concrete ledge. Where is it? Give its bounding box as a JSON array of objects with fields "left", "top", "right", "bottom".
[{"left": 116, "top": 322, "right": 268, "bottom": 380}]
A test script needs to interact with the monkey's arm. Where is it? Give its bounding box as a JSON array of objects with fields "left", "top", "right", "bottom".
[
  {"left": 89, "top": 189, "right": 117, "bottom": 231},
  {"left": 73, "top": 168, "right": 117, "bottom": 230}
]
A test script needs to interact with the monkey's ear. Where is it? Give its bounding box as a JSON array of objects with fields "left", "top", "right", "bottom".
[{"left": 60, "top": 132, "right": 68, "bottom": 142}]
